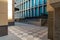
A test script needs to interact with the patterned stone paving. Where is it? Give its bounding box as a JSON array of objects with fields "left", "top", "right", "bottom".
[{"left": 0, "top": 22, "right": 49, "bottom": 40}]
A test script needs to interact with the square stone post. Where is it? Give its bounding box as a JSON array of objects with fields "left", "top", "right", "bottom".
[{"left": 0, "top": 0, "right": 8, "bottom": 37}]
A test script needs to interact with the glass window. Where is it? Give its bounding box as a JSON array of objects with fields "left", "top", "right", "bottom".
[
  {"left": 25, "top": 11, "right": 27, "bottom": 17},
  {"left": 23, "top": 4, "right": 24, "bottom": 10},
  {"left": 22, "top": 12, "right": 23, "bottom": 18},
  {"left": 23, "top": 0, "right": 24, "bottom": 2},
  {"left": 26, "top": 2, "right": 28, "bottom": 9},
  {"left": 20, "top": 5, "right": 22, "bottom": 10},
  {"left": 20, "top": 12, "right": 22, "bottom": 18},
  {"left": 39, "top": 7, "right": 42, "bottom": 16},
  {"left": 22, "top": 0, "right": 23, "bottom": 2},
  {"left": 32, "top": 8, "right": 34, "bottom": 17},
  {"left": 20, "top": 0, "right": 22, "bottom": 3},
  {"left": 24, "top": 0, "right": 27, "bottom": 2},
  {"left": 26, "top": 10, "right": 28, "bottom": 17},
  {"left": 35, "top": 0, "right": 39, "bottom": 6},
  {"left": 16, "top": 6, "right": 18, "bottom": 9},
  {"left": 29, "top": 9, "right": 30, "bottom": 17},
  {"left": 24, "top": 11, "right": 25, "bottom": 17},
  {"left": 26, "top": 1, "right": 29, "bottom": 9},
  {"left": 31, "top": 9, "right": 33, "bottom": 17},
  {"left": 16, "top": 0, "right": 21, "bottom": 3},
  {"left": 32, "top": 0, "right": 35, "bottom": 7},
  {"left": 39, "top": 0, "right": 43, "bottom": 5},
  {"left": 32, "top": 8, "right": 35, "bottom": 17},
  {"left": 27, "top": 1, "right": 29, "bottom": 9},
  {"left": 20, "top": 12, "right": 21, "bottom": 18},
  {"left": 28, "top": 10, "right": 29, "bottom": 17},
  {"left": 35, "top": 8, "right": 39, "bottom": 17},
  {"left": 19, "top": 6, "right": 20, "bottom": 10},
  {"left": 30, "top": 0, "right": 32, "bottom": 8},
  {"left": 23, "top": 11, "right": 25, "bottom": 18},
  {"left": 44, "top": 6, "right": 47, "bottom": 14},
  {"left": 44, "top": 0, "right": 47, "bottom": 4},
  {"left": 25, "top": 3, "right": 26, "bottom": 10},
  {"left": 30, "top": 9, "right": 32, "bottom": 17},
  {"left": 22, "top": 12, "right": 24, "bottom": 18},
  {"left": 22, "top": 4, "right": 24, "bottom": 10},
  {"left": 24, "top": 11, "right": 26, "bottom": 17},
  {"left": 21, "top": 5, "right": 22, "bottom": 10},
  {"left": 24, "top": 3, "right": 25, "bottom": 9}
]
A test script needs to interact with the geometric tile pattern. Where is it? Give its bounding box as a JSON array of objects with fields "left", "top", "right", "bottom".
[{"left": 8, "top": 22, "right": 48, "bottom": 40}]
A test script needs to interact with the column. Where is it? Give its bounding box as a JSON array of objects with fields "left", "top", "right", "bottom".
[
  {"left": 0, "top": 0, "right": 8, "bottom": 37},
  {"left": 47, "top": 0, "right": 60, "bottom": 40}
]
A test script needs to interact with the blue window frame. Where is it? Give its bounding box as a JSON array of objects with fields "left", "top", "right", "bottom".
[
  {"left": 21, "top": 12, "right": 22, "bottom": 18},
  {"left": 39, "top": 7, "right": 42, "bottom": 16},
  {"left": 22, "top": 4, "right": 24, "bottom": 10},
  {"left": 16, "top": 0, "right": 21, "bottom": 3},
  {"left": 27, "top": 1, "right": 29, "bottom": 9},
  {"left": 35, "top": 8, "right": 39, "bottom": 17},
  {"left": 23, "top": 4, "right": 24, "bottom": 10},
  {"left": 21, "top": 5, "right": 23, "bottom": 10},
  {"left": 24, "top": 11, "right": 25, "bottom": 18},
  {"left": 15, "top": 0, "right": 47, "bottom": 18},
  {"left": 22, "top": 12, "right": 23, "bottom": 18},
  {"left": 35, "top": 0, "right": 39, "bottom": 6},
  {"left": 24, "top": 3, "right": 25, "bottom": 9},
  {"left": 20, "top": 0, "right": 22, "bottom": 3},
  {"left": 29, "top": 9, "right": 30, "bottom": 17},
  {"left": 44, "top": 6, "right": 47, "bottom": 14},
  {"left": 30, "top": 0, "right": 32, "bottom": 8},
  {"left": 21, "top": 5, "right": 22, "bottom": 10},
  {"left": 32, "top": 9, "right": 35, "bottom": 17},
  {"left": 30, "top": 10, "right": 31, "bottom": 17},
  {"left": 30, "top": 9, "right": 32, "bottom": 17},
  {"left": 23, "top": 11, "right": 24, "bottom": 18},
  {"left": 32, "top": 8, "right": 34, "bottom": 17},
  {"left": 22, "top": 0, "right": 23, "bottom": 2},
  {"left": 27, "top": 10, "right": 29, "bottom": 17},
  {"left": 32, "top": 0, "right": 35, "bottom": 7},
  {"left": 25, "top": 11, "right": 26, "bottom": 17},
  {"left": 31, "top": 9, "right": 33, "bottom": 17},
  {"left": 26, "top": 1, "right": 29, "bottom": 9},
  {"left": 20, "top": 12, "right": 22, "bottom": 18},
  {"left": 39, "top": 0, "right": 43, "bottom": 5},
  {"left": 26, "top": 10, "right": 28, "bottom": 17},
  {"left": 44, "top": 0, "right": 47, "bottom": 4},
  {"left": 25, "top": 3, "right": 26, "bottom": 10}
]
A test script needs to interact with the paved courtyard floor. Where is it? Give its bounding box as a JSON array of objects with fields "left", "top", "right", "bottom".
[{"left": 0, "top": 22, "right": 49, "bottom": 40}]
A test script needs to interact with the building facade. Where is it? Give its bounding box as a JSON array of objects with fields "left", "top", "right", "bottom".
[{"left": 15, "top": 0, "right": 47, "bottom": 20}]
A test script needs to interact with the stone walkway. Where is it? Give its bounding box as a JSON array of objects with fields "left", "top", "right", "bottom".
[{"left": 0, "top": 22, "right": 49, "bottom": 40}]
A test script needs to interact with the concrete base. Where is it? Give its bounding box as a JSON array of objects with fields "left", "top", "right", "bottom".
[
  {"left": 41, "top": 19, "right": 48, "bottom": 26},
  {"left": 15, "top": 18, "right": 48, "bottom": 26},
  {"left": 0, "top": 25, "right": 8, "bottom": 37},
  {"left": 8, "top": 22, "right": 14, "bottom": 26}
]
